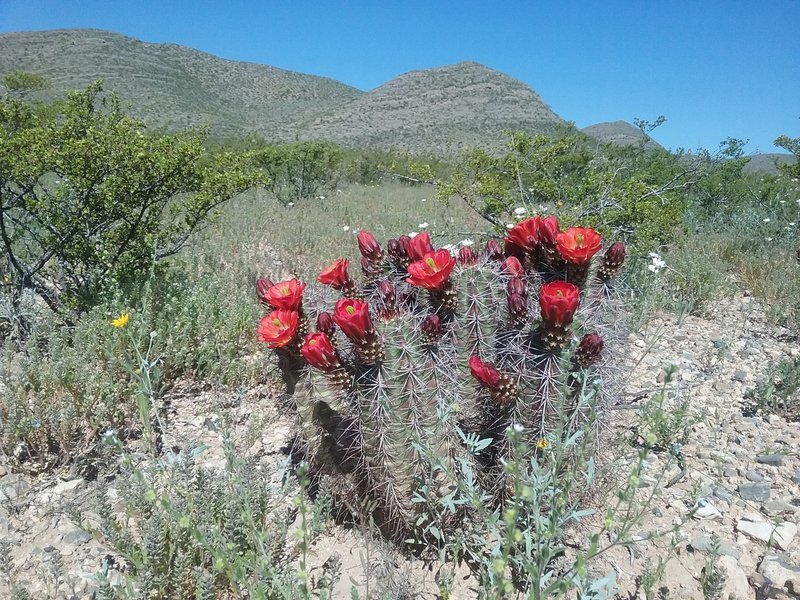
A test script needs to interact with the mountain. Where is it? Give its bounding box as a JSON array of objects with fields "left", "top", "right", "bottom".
[
  {"left": 743, "top": 153, "right": 797, "bottom": 175},
  {"left": 0, "top": 29, "right": 363, "bottom": 139},
  {"left": 581, "top": 121, "right": 662, "bottom": 149},
  {"left": 0, "top": 29, "right": 568, "bottom": 154},
  {"left": 299, "top": 62, "right": 566, "bottom": 155}
]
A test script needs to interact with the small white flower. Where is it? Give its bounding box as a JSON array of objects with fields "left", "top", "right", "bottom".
[
  {"left": 102, "top": 428, "right": 116, "bottom": 438},
  {"left": 512, "top": 423, "right": 525, "bottom": 433},
  {"left": 506, "top": 223, "right": 514, "bottom": 229},
  {"left": 766, "top": 237, "right": 773, "bottom": 241},
  {"left": 421, "top": 198, "right": 427, "bottom": 202},
  {"left": 514, "top": 207, "right": 527, "bottom": 216},
  {"left": 647, "top": 252, "right": 661, "bottom": 259},
  {"left": 780, "top": 200, "right": 787, "bottom": 204},
  {"left": 418, "top": 222, "right": 429, "bottom": 229},
  {"left": 763, "top": 218, "right": 771, "bottom": 223},
  {"left": 408, "top": 231, "right": 418, "bottom": 238},
  {"left": 287, "top": 202, "right": 294, "bottom": 207},
  {"left": 319, "top": 195, "right": 325, "bottom": 200},
  {"left": 790, "top": 222, "right": 796, "bottom": 227},
  {"left": 342, "top": 226, "right": 350, "bottom": 232},
  {"left": 460, "top": 239, "right": 474, "bottom": 247}
]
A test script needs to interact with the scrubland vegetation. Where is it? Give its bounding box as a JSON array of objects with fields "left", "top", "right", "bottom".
[{"left": 1, "top": 77, "right": 799, "bottom": 598}]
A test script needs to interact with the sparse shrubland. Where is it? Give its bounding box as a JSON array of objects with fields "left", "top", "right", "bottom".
[{"left": 1, "top": 82, "right": 799, "bottom": 597}]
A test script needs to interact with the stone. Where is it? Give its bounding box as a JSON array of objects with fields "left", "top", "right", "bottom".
[
  {"left": 763, "top": 500, "right": 799, "bottom": 517},
  {"left": 693, "top": 499, "right": 723, "bottom": 520},
  {"left": 718, "top": 555, "right": 752, "bottom": 599},
  {"left": 759, "top": 554, "right": 800, "bottom": 595},
  {"left": 758, "top": 455, "right": 786, "bottom": 467},
  {"left": 53, "top": 478, "right": 85, "bottom": 496},
  {"left": 0, "top": 474, "right": 28, "bottom": 502},
  {"left": 736, "top": 520, "right": 797, "bottom": 550},
  {"left": 62, "top": 529, "right": 92, "bottom": 546},
  {"left": 739, "top": 483, "right": 771, "bottom": 502},
  {"left": 792, "top": 472, "right": 800, "bottom": 485},
  {"left": 732, "top": 370, "right": 748, "bottom": 382},
  {"left": 746, "top": 469, "right": 765, "bottom": 482},
  {"left": 688, "top": 535, "right": 741, "bottom": 559}
]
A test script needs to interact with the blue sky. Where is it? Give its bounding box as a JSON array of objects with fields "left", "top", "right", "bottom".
[{"left": 2, "top": 0, "right": 798, "bottom": 154}]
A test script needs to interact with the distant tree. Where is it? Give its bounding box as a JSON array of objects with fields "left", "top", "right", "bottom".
[
  {"left": 2, "top": 71, "right": 51, "bottom": 98},
  {"left": 255, "top": 140, "right": 342, "bottom": 204},
  {"left": 0, "top": 81, "right": 264, "bottom": 327},
  {"left": 774, "top": 135, "right": 800, "bottom": 178}
]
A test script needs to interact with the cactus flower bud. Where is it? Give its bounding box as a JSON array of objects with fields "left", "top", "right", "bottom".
[
  {"left": 458, "top": 246, "right": 478, "bottom": 267},
  {"left": 556, "top": 227, "right": 602, "bottom": 265},
  {"left": 318, "top": 258, "right": 352, "bottom": 289},
  {"left": 468, "top": 355, "right": 502, "bottom": 388},
  {"left": 574, "top": 332, "right": 604, "bottom": 368},
  {"left": 539, "top": 281, "right": 580, "bottom": 327},
  {"left": 301, "top": 332, "right": 339, "bottom": 371},
  {"left": 605, "top": 241, "right": 626, "bottom": 265},
  {"left": 507, "top": 277, "right": 526, "bottom": 298},
  {"left": 421, "top": 313, "right": 442, "bottom": 340},
  {"left": 502, "top": 256, "right": 524, "bottom": 278},
  {"left": 407, "top": 232, "right": 434, "bottom": 262},
  {"left": 539, "top": 216, "right": 560, "bottom": 247},
  {"left": 387, "top": 238, "right": 403, "bottom": 258},
  {"left": 406, "top": 250, "right": 456, "bottom": 291},
  {"left": 484, "top": 239, "right": 503, "bottom": 261},
  {"left": 357, "top": 230, "right": 383, "bottom": 262},
  {"left": 256, "top": 310, "right": 300, "bottom": 349},
  {"left": 264, "top": 278, "right": 305, "bottom": 311},
  {"left": 316, "top": 311, "right": 335, "bottom": 335},
  {"left": 333, "top": 298, "right": 374, "bottom": 343},
  {"left": 256, "top": 276, "right": 274, "bottom": 306},
  {"left": 507, "top": 292, "right": 528, "bottom": 321},
  {"left": 398, "top": 234, "right": 411, "bottom": 255}
]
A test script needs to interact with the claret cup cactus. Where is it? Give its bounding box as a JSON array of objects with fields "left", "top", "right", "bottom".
[{"left": 256, "top": 215, "right": 626, "bottom": 539}]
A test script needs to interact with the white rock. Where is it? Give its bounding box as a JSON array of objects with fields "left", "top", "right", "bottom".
[
  {"left": 737, "top": 520, "right": 797, "bottom": 550},
  {"left": 718, "top": 555, "right": 752, "bottom": 599}
]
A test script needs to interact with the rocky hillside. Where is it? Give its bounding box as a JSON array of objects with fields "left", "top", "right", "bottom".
[
  {"left": 300, "top": 61, "right": 566, "bottom": 155},
  {"left": 0, "top": 30, "right": 567, "bottom": 154},
  {"left": 581, "top": 120, "right": 662, "bottom": 149},
  {"left": 0, "top": 29, "right": 363, "bottom": 140},
  {"left": 744, "top": 153, "right": 798, "bottom": 175}
]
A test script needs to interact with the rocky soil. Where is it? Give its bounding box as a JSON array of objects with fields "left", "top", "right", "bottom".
[{"left": 2, "top": 292, "right": 799, "bottom": 599}]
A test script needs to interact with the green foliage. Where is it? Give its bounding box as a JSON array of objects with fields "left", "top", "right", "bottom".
[
  {"left": 94, "top": 434, "right": 328, "bottom": 599},
  {"left": 256, "top": 140, "right": 342, "bottom": 204},
  {"left": 0, "top": 81, "right": 263, "bottom": 318},
  {"left": 746, "top": 357, "right": 800, "bottom": 419},
  {"left": 1, "top": 71, "right": 51, "bottom": 96},
  {"left": 774, "top": 135, "right": 800, "bottom": 178}
]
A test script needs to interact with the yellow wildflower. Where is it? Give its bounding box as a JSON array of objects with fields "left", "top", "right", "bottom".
[
  {"left": 536, "top": 438, "right": 549, "bottom": 450},
  {"left": 111, "top": 312, "right": 129, "bottom": 328}
]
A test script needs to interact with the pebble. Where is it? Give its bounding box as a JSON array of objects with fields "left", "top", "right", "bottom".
[
  {"left": 738, "top": 483, "right": 772, "bottom": 502},
  {"left": 736, "top": 520, "right": 797, "bottom": 550},
  {"left": 758, "top": 455, "right": 786, "bottom": 467},
  {"left": 688, "top": 535, "right": 741, "bottom": 559}
]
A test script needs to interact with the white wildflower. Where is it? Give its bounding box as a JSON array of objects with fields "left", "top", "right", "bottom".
[
  {"left": 506, "top": 223, "right": 514, "bottom": 230},
  {"left": 421, "top": 198, "right": 427, "bottom": 202},
  {"left": 648, "top": 252, "right": 666, "bottom": 274},
  {"left": 512, "top": 423, "right": 525, "bottom": 433},
  {"left": 514, "top": 207, "right": 527, "bottom": 216},
  {"left": 790, "top": 222, "right": 796, "bottom": 227},
  {"left": 763, "top": 218, "right": 771, "bottom": 223},
  {"left": 460, "top": 239, "right": 474, "bottom": 247},
  {"left": 408, "top": 231, "right": 418, "bottom": 238},
  {"left": 418, "top": 222, "right": 429, "bottom": 229},
  {"left": 287, "top": 202, "right": 294, "bottom": 207},
  {"left": 766, "top": 237, "right": 773, "bottom": 241},
  {"left": 342, "top": 226, "right": 350, "bottom": 232}
]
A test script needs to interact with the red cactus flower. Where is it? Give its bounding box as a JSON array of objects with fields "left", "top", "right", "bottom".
[
  {"left": 539, "top": 281, "right": 580, "bottom": 327},
  {"left": 506, "top": 218, "right": 540, "bottom": 250},
  {"left": 264, "top": 278, "right": 305, "bottom": 311},
  {"left": 256, "top": 276, "right": 274, "bottom": 306},
  {"left": 469, "top": 355, "right": 502, "bottom": 389},
  {"left": 407, "top": 232, "right": 434, "bottom": 262},
  {"left": 333, "top": 298, "right": 374, "bottom": 342},
  {"left": 357, "top": 230, "right": 383, "bottom": 262},
  {"left": 459, "top": 246, "right": 478, "bottom": 267},
  {"left": 406, "top": 250, "right": 456, "bottom": 291},
  {"left": 422, "top": 313, "right": 442, "bottom": 338},
  {"left": 301, "top": 332, "right": 339, "bottom": 371},
  {"left": 502, "top": 256, "right": 524, "bottom": 278},
  {"left": 556, "top": 227, "right": 603, "bottom": 264},
  {"left": 316, "top": 311, "right": 335, "bottom": 335},
  {"left": 539, "top": 216, "right": 560, "bottom": 247},
  {"left": 318, "top": 258, "right": 352, "bottom": 289},
  {"left": 484, "top": 239, "right": 503, "bottom": 261},
  {"left": 256, "top": 310, "right": 300, "bottom": 349}
]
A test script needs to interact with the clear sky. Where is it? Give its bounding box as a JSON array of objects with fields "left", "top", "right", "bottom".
[{"left": 2, "top": 0, "right": 798, "bottom": 154}]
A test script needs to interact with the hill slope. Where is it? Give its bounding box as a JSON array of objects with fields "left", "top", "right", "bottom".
[
  {"left": 0, "top": 29, "right": 363, "bottom": 139},
  {"left": 299, "top": 62, "right": 566, "bottom": 154},
  {"left": 581, "top": 120, "right": 662, "bottom": 149},
  {"left": 0, "top": 30, "right": 569, "bottom": 154}
]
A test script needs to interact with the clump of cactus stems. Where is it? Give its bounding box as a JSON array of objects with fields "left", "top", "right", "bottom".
[{"left": 255, "top": 218, "right": 626, "bottom": 539}]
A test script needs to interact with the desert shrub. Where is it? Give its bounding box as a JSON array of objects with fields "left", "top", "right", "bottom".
[
  {"left": 93, "top": 434, "right": 329, "bottom": 599},
  {"left": 255, "top": 140, "right": 342, "bottom": 204},
  {"left": 774, "top": 135, "right": 800, "bottom": 179},
  {"left": 746, "top": 357, "right": 800, "bottom": 419},
  {"left": 252, "top": 216, "right": 665, "bottom": 594},
  {"left": 0, "top": 81, "right": 262, "bottom": 322}
]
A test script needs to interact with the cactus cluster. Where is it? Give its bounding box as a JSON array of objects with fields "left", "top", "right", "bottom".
[{"left": 255, "top": 217, "right": 626, "bottom": 538}]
